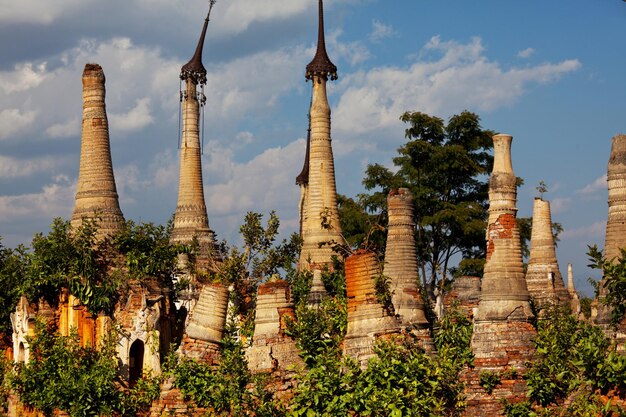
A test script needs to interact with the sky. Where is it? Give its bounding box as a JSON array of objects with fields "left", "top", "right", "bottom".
[{"left": 0, "top": 0, "right": 624, "bottom": 296}]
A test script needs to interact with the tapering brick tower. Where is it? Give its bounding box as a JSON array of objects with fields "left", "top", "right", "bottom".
[
  {"left": 596, "top": 134, "right": 626, "bottom": 329},
  {"left": 464, "top": 134, "right": 536, "bottom": 416},
  {"left": 297, "top": 0, "right": 346, "bottom": 270},
  {"left": 383, "top": 189, "right": 429, "bottom": 330},
  {"left": 471, "top": 134, "right": 535, "bottom": 369},
  {"left": 171, "top": 4, "right": 216, "bottom": 253},
  {"left": 71, "top": 63, "right": 124, "bottom": 237},
  {"left": 525, "top": 198, "right": 569, "bottom": 308},
  {"left": 567, "top": 263, "right": 581, "bottom": 316}
]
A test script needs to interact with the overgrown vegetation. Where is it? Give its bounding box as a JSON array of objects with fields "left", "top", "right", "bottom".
[
  {"left": 9, "top": 321, "right": 161, "bottom": 417},
  {"left": 169, "top": 335, "right": 284, "bottom": 417},
  {"left": 524, "top": 305, "right": 626, "bottom": 415},
  {"left": 357, "top": 111, "right": 494, "bottom": 293},
  {"left": 588, "top": 244, "right": 626, "bottom": 326}
]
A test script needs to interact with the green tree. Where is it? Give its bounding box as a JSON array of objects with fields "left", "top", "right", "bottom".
[
  {"left": 588, "top": 245, "right": 626, "bottom": 326},
  {"left": 360, "top": 111, "right": 493, "bottom": 293},
  {"left": 0, "top": 240, "right": 28, "bottom": 341},
  {"left": 10, "top": 322, "right": 160, "bottom": 417}
]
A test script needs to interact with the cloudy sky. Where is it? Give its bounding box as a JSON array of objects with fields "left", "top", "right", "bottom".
[{"left": 0, "top": 0, "right": 624, "bottom": 295}]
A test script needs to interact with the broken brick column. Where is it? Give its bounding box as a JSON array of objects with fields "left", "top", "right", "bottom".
[
  {"left": 525, "top": 198, "right": 569, "bottom": 308},
  {"left": 246, "top": 278, "right": 303, "bottom": 374},
  {"left": 71, "top": 63, "right": 124, "bottom": 237},
  {"left": 567, "top": 263, "right": 581, "bottom": 317},
  {"left": 344, "top": 250, "right": 400, "bottom": 367},
  {"left": 596, "top": 134, "right": 626, "bottom": 331},
  {"left": 383, "top": 188, "right": 431, "bottom": 346},
  {"left": 465, "top": 134, "right": 536, "bottom": 417},
  {"left": 181, "top": 283, "right": 228, "bottom": 363}
]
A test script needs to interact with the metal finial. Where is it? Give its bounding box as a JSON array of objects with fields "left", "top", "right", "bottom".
[
  {"left": 180, "top": 1, "right": 217, "bottom": 85},
  {"left": 305, "top": 0, "right": 338, "bottom": 82}
]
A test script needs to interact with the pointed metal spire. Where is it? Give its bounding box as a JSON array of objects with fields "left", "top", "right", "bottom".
[
  {"left": 295, "top": 113, "right": 311, "bottom": 186},
  {"left": 181, "top": 0, "right": 216, "bottom": 85},
  {"left": 305, "top": 0, "right": 338, "bottom": 81}
]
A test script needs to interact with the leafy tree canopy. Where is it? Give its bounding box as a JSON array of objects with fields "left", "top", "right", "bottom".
[{"left": 358, "top": 110, "right": 494, "bottom": 292}]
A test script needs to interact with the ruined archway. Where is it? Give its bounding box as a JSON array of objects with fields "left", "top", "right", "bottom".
[
  {"left": 128, "top": 339, "right": 144, "bottom": 387},
  {"left": 17, "top": 342, "right": 26, "bottom": 363}
]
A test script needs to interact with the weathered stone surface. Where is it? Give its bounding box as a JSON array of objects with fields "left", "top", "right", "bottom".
[
  {"left": 472, "top": 134, "right": 536, "bottom": 376},
  {"left": 525, "top": 198, "right": 569, "bottom": 308},
  {"left": 297, "top": 6, "right": 345, "bottom": 270},
  {"left": 443, "top": 276, "right": 481, "bottom": 319},
  {"left": 71, "top": 63, "right": 124, "bottom": 237},
  {"left": 185, "top": 283, "right": 228, "bottom": 343},
  {"left": 476, "top": 135, "right": 533, "bottom": 322},
  {"left": 170, "top": 77, "right": 215, "bottom": 255},
  {"left": 307, "top": 269, "right": 328, "bottom": 307},
  {"left": 567, "top": 263, "right": 581, "bottom": 316},
  {"left": 596, "top": 134, "right": 626, "bottom": 330},
  {"left": 344, "top": 250, "right": 401, "bottom": 366},
  {"left": 383, "top": 188, "right": 429, "bottom": 329},
  {"left": 246, "top": 279, "right": 303, "bottom": 373}
]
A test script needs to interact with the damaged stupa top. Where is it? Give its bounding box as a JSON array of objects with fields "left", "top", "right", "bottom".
[
  {"left": 180, "top": 0, "right": 216, "bottom": 85},
  {"left": 305, "top": 0, "right": 338, "bottom": 81}
]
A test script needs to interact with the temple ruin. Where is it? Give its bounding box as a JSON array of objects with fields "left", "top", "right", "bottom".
[
  {"left": 525, "top": 197, "right": 569, "bottom": 309},
  {"left": 71, "top": 63, "right": 125, "bottom": 237},
  {"left": 297, "top": 0, "right": 346, "bottom": 271}
]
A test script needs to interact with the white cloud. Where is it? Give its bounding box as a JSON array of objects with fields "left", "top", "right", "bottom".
[
  {"left": 517, "top": 48, "right": 535, "bottom": 59},
  {"left": 549, "top": 197, "right": 571, "bottom": 215},
  {"left": 203, "top": 45, "right": 308, "bottom": 122},
  {"left": 205, "top": 139, "right": 303, "bottom": 216},
  {"left": 369, "top": 20, "right": 397, "bottom": 42},
  {"left": 0, "top": 63, "right": 49, "bottom": 93},
  {"left": 46, "top": 117, "right": 80, "bottom": 138},
  {"left": 0, "top": 37, "right": 180, "bottom": 141},
  {"left": 561, "top": 221, "right": 606, "bottom": 239},
  {"left": 0, "top": 109, "right": 36, "bottom": 140},
  {"left": 110, "top": 97, "right": 154, "bottom": 134},
  {"left": 0, "top": 0, "right": 88, "bottom": 24},
  {"left": 0, "top": 176, "right": 75, "bottom": 221},
  {"left": 333, "top": 36, "right": 581, "bottom": 135},
  {"left": 328, "top": 30, "right": 371, "bottom": 67},
  {"left": 577, "top": 174, "right": 607, "bottom": 196},
  {"left": 0, "top": 155, "right": 68, "bottom": 178}
]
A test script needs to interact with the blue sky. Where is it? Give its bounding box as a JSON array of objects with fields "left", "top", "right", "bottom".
[{"left": 0, "top": 0, "right": 624, "bottom": 296}]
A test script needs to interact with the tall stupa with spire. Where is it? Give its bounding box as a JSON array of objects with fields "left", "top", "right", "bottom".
[
  {"left": 170, "top": 1, "right": 216, "bottom": 257},
  {"left": 297, "top": 0, "right": 346, "bottom": 270},
  {"left": 71, "top": 63, "right": 125, "bottom": 238}
]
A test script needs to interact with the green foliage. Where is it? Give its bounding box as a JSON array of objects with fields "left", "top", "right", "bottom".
[
  {"left": 21, "top": 218, "right": 120, "bottom": 315},
  {"left": 374, "top": 273, "right": 394, "bottom": 315},
  {"left": 10, "top": 322, "right": 160, "bottom": 417},
  {"left": 0, "top": 353, "right": 9, "bottom": 414},
  {"left": 525, "top": 305, "right": 626, "bottom": 412},
  {"left": 290, "top": 337, "right": 466, "bottom": 417},
  {"left": 0, "top": 240, "right": 28, "bottom": 337},
  {"left": 359, "top": 110, "right": 494, "bottom": 291},
  {"left": 213, "top": 211, "right": 301, "bottom": 329},
  {"left": 479, "top": 371, "right": 500, "bottom": 394},
  {"left": 588, "top": 244, "right": 626, "bottom": 325},
  {"left": 502, "top": 400, "right": 533, "bottom": 417},
  {"left": 286, "top": 297, "right": 347, "bottom": 367},
  {"left": 287, "top": 270, "right": 313, "bottom": 307},
  {"left": 171, "top": 336, "right": 284, "bottom": 416},
  {"left": 112, "top": 220, "right": 180, "bottom": 282},
  {"left": 433, "top": 305, "right": 474, "bottom": 368},
  {"left": 320, "top": 258, "right": 346, "bottom": 298},
  {"left": 337, "top": 194, "right": 386, "bottom": 254}
]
